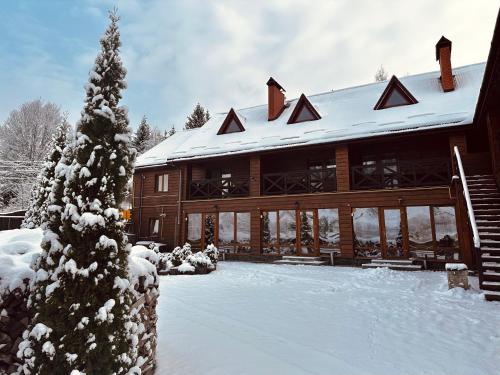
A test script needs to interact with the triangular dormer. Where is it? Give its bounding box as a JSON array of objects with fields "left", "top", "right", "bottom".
[
  {"left": 374, "top": 75, "right": 418, "bottom": 110},
  {"left": 287, "top": 94, "right": 321, "bottom": 124},
  {"left": 217, "top": 108, "right": 245, "bottom": 135}
]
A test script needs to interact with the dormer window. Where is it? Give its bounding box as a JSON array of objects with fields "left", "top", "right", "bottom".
[
  {"left": 287, "top": 94, "right": 321, "bottom": 124},
  {"left": 217, "top": 108, "right": 245, "bottom": 135},
  {"left": 374, "top": 75, "right": 418, "bottom": 110}
]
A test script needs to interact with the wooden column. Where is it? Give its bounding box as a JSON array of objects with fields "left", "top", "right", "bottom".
[
  {"left": 335, "top": 144, "right": 350, "bottom": 191},
  {"left": 250, "top": 210, "right": 261, "bottom": 254},
  {"left": 249, "top": 154, "right": 261, "bottom": 196},
  {"left": 338, "top": 204, "right": 354, "bottom": 258},
  {"left": 487, "top": 111, "right": 500, "bottom": 187},
  {"left": 449, "top": 133, "right": 467, "bottom": 172}
]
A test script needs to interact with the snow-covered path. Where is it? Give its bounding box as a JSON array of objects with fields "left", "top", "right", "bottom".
[{"left": 156, "top": 262, "right": 500, "bottom": 375}]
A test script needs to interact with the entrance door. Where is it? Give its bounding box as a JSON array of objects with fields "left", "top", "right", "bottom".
[
  {"left": 298, "top": 210, "right": 318, "bottom": 256},
  {"left": 381, "top": 208, "right": 406, "bottom": 258}
]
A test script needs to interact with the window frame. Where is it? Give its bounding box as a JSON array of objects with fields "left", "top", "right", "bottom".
[
  {"left": 149, "top": 218, "right": 160, "bottom": 237},
  {"left": 155, "top": 173, "right": 169, "bottom": 192}
]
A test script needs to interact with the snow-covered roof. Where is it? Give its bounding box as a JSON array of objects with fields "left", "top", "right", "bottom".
[{"left": 136, "top": 63, "right": 485, "bottom": 168}]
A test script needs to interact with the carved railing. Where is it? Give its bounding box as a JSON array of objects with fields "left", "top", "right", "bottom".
[
  {"left": 262, "top": 168, "right": 337, "bottom": 196},
  {"left": 350, "top": 158, "right": 451, "bottom": 190},
  {"left": 189, "top": 177, "right": 250, "bottom": 200}
]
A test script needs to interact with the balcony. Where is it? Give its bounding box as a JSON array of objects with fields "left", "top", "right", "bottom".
[
  {"left": 350, "top": 157, "right": 451, "bottom": 190},
  {"left": 262, "top": 168, "right": 337, "bottom": 196},
  {"left": 189, "top": 177, "right": 250, "bottom": 200}
]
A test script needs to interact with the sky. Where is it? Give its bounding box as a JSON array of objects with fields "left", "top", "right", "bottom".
[{"left": 0, "top": 0, "right": 498, "bottom": 131}]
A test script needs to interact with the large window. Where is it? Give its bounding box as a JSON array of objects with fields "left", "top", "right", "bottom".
[
  {"left": 187, "top": 213, "right": 202, "bottom": 249},
  {"left": 299, "top": 210, "right": 315, "bottom": 255},
  {"left": 155, "top": 174, "right": 169, "bottom": 192},
  {"left": 318, "top": 208, "right": 340, "bottom": 251},
  {"left": 383, "top": 209, "right": 404, "bottom": 257},
  {"left": 353, "top": 208, "right": 381, "bottom": 258},
  {"left": 279, "top": 210, "right": 296, "bottom": 255},
  {"left": 204, "top": 213, "right": 216, "bottom": 247},
  {"left": 406, "top": 206, "right": 459, "bottom": 260},
  {"left": 262, "top": 211, "right": 278, "bottom": 254},
  {"left": 217, "top": 212, "right": 251, "bottom": 253}
]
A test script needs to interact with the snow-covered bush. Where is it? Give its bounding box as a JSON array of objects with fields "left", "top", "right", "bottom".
[
  {"left": 130, "top": 245, "right": 160, "bottom": 268},
  {"left": 203, "top": 244, "right": 219, "bottom": 265},
  {"left": 171, "top": 243, "right": 193, "bottom": 267},
  {"left": 186, "top": 251, "right": 215, "bottom": 274}
]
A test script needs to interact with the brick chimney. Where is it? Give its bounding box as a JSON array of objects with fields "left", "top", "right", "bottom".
[
  {"left": 267, "top": 77, "right": 286, "bottom": 121},
  {"left": 436, "top": 36, "right": 455, "bottom": 92}
]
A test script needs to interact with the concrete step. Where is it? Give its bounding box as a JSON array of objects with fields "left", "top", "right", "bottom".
[
  {"left": 362, "top": 263, "right": 422, "bottom": 271},
  {"left": 371, "top": 259, "right": 414, "bottom": 266},
  {"left": 274, "top": 260, "right": 328, "bottom": 266},
  {"left": 281, "top": 256, "right": 322, "bottom": 261}
]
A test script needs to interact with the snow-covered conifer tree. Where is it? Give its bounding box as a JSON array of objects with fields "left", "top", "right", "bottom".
[
  {"left": 19, "top": 10, "right": 137, "bottom": 375},
  {"left": 184, "top": 103, "right": 210, "bottom": 129},
  {"left": 22, "top": 117, "right": 71, "bottom": 229},
  {"left": 132, "top": 115, "right": 151, "bottom": 154}
]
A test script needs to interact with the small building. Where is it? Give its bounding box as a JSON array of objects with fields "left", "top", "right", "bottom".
[{"left": 132, "top": 14, "right": 500, "bottom": 297}]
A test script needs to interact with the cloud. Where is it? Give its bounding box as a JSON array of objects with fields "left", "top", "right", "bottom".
[{"left": 0, "top": 0, "right": 497, "bottom": 130}]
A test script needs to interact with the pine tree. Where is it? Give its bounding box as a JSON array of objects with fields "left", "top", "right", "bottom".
[
  {"left": 184, "top": 103, "right": 210, "bottom": 130},
  {"left": 22, "top": 117, "right": 71, "bottom": 229},
  {"left": 375, "top": 65, "right": 388, "bottom": 82},
  {"left": 20, "top": 10, "right": 137, "bottom": 374},
  {"left": 167, "top": 125, "right": 176, "bottom": 137},
  {"left": 132, "top": 115, "right": 151, "bottom": 154}
]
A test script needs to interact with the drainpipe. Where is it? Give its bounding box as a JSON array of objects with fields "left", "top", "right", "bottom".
[
  {"left": 138, "top": 174, "right": 145, "bottom": 238},
  {"left": 176, "top": 168, "right": 183, "bottom": 246}
]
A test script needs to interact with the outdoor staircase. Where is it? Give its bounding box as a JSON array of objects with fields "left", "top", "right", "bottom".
[
  {"left": 361, "top": 259, "right": 422, "bottom": 271},
  {"left": 274, "top": 256, "right": 328, "bottom": 266},
  {"left": 467, "top": 174, "right": 500, "bottom": 301}
]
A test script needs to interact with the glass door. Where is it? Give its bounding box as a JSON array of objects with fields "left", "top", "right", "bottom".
[
  {"left": 381, "top": 208, "right": 406, "bottom": 258},
  {"left": 299, "top": 210, "right": 317, "bottom": 256}
]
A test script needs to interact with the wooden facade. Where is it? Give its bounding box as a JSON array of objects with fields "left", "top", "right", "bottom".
[{"left": 131, "top": 25, "right": 500, "bottom": 270}]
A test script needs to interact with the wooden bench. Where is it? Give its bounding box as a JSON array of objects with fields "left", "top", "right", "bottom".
[{"left": 320, "top": 249, "right": 341, "bottom": 265}]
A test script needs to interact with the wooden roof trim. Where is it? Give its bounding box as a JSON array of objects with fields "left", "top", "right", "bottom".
[
  {"left": 217, "top": 108, "right": 246, "bottom": 135},
  {"left": 287, "top": 93, "right": 322, "bottom": 124},
  {"left": 373, "top": 75, "right": 418, "bottom": 110}
]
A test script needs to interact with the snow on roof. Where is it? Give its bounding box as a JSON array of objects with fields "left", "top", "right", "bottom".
[{"left": 136, "top": 63, "right": 485, "bottom": 168}]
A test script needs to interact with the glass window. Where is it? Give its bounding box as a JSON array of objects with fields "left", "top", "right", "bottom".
[
  {"left": 299, "top": 210, "right": 315, "bottom": 255},
  {"left": 187, "top": 213, "right": 202, "bottom": 249},
  {"left": 279, "top": 210, "right": 296, "bottom": 255},
  {"left": 236, "top": 212, "right": 251, "bottom": 253},
  {"left": 318, "top": 208, "right": 340, "bottom": 250},
  {"left": 149, "top": 218, "right": 159, "bottom": 236},
  {"left": 294, "top": 106, "right": 317, "bottom": 123},
  {"left": 384, "top": 88, "right": 410, "bottom": 108},
  {"left": 218, "top": 212, "right": 234, "bottom": 252},
  {"left": 204, "top": 213, "right": 216, "bottom": 247},
  {"left": 353, "top": 208, "right": 381, "bottom": 258},
  {"left": 383, "top": 209, "right": 403, "bottom": 257},
  {"left": 262, "top": 211, "right": 278, "bottom": 254},
  {"left": 156, "top": 174, "right": 168, "bottom": 192},
  {"left": 407, "top": 206, "right": 433, "bottom": 258},
  {"left": 433, "top": 206, "right": 459, "bottom": 260},
  {"left": 225, "top": 119, "right": 242, "bottom": 133}
]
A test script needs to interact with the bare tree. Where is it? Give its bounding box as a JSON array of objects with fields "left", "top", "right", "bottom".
[
  {"left": 0, "top": 99, "right": 63, "bottom": 162},
  {"left": 375, "top": 65, "right": 388, "bottom": 82}
]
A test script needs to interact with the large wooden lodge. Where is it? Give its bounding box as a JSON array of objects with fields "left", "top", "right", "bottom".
[{"left": 132, "top": 14, "right": 500, "bottom": 298}]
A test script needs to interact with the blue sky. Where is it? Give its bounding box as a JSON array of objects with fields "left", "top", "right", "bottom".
[{"left": 0, "top": 0, "right": 498, "bottom": 131}]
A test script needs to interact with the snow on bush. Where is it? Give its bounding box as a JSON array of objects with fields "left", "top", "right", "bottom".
[
  {"left": 168, "top": 243, "right": 218, "bottom": 274},
  {"left": 177, "top": 262, "right": 196, "bottom": 273},
  {"left": 0, "top": 228, "right": 42, "bottom": 300},
  {"left": 204, "top": 244, "right": 219, "bottom": 265},
  {"left": 171, "top": 243, "right": 193, "bottom": 267},
  {"left": 130, "top": 245, "right": 160, "bottom": 268}
]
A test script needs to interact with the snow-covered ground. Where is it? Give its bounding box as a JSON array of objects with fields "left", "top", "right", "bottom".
[{"left": 156, "top": 262, "right": 500, "bottom": 375}]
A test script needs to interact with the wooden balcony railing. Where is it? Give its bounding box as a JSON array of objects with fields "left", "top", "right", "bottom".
[
  {"left": 350, "top": 158, "right": 451, "bottom": 190},
  {"left": 262, "top": 168, "right": 337, "bottom": 196},
  {"left": 189, "top": 177, "right": 250, "bottom": 200}
]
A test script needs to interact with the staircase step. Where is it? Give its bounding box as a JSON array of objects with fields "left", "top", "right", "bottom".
[
  {"left": 274, "top": 260, "right": 328, "bottom": 266},
  {"left": 474, "top": 208, "right": 500, "bottom": 216},
  {"left": 371, "top": 259, "right": 414, "bottom": 266},
  {"left": 478, "top": 232, "right": 500, "bottom": 241},
  {"left": 362, "top": 263, "right": 422, "bottom": 271},
  {"left": 477, "top": 220, "right": 500, "bottom": 227},
  {"left": 482, "top": 281, "right": 500, "bottom": 291},
  {"left": 484, "top": 270, "right": 500, "bottom": 281},
  {"left": 281, "top": 256, "right": 322, "bottom": 261},
  {"left": 482, "top": 254, "right": 500, "bottom": 262},
  {"left": 482, "top": 262, "right": 500, "bottom": 272},
  {"left": 484, "top": 290, "right": 500, "bottom": 301},
  {"left": 480, "top": 241, "right": 500, "bottom": 249}
]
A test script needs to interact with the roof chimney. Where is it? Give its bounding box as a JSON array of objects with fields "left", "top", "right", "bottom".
[
  {"left": 436, "top": 36, "right": 455, "bottom": 92},
  {"left": 267, "top": 77, "right": 286, "bottom": 121}
]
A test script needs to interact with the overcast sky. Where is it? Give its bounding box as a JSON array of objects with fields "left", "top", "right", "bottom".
[{"left": 0, "top": 0, "right": 498, "bottom": 131}]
